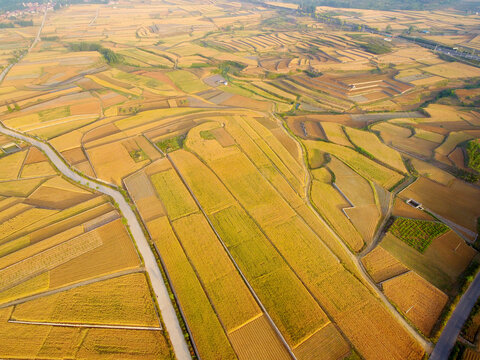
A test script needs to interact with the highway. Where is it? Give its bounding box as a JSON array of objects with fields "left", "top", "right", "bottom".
[
  {"left": 0, "top": 124, "right": 192, "bottom": 360},
  {"left": 430, "top": 271, "right": 480, "bottom": 360}
]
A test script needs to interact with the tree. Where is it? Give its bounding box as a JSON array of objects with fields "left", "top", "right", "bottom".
[{"left": 386, "top": 24, "right": 393, "bottom": 33}]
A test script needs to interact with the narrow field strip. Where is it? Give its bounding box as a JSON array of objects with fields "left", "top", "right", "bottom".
[{"left": 8, "top": 320, "right": 162, "bottom": 331}]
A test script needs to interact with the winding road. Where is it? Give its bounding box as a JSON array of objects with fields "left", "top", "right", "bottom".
[{"left": 0, "top": 124, "right": 191, "bottom": 360}]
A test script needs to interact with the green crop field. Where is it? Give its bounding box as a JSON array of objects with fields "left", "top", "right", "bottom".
[{"left": 389, "top": 217, "right": 450, "bottom": 253}]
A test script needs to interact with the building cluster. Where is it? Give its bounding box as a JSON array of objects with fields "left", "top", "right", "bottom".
[{"left": 0, "top": 2, "right": 53, "bottom": 20}]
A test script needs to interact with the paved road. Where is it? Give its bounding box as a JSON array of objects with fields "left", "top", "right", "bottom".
[
  {"left": 0, "top": 124, "right": 191, "bottom": 360},
  {"left": 430, "top": 272, "right": 480, "bottom": 359}
]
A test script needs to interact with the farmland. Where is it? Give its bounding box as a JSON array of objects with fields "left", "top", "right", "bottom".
[
  {"left": 0, "top": 141, "right": 172, "bottom": 359},
  {"left": 0, "top": 0, "right": 479, "bottom": 359}
]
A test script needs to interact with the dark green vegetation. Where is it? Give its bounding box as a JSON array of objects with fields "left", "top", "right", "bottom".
[
  {"left": 129, "top": 150, "right": 148, "bottom": 163},
  {"left": 466, "top": 139, "right": 480, "bottom": 172},
  {"left": 157, "top": 136, "right": 184, "bottom": 153},
  {"left": 389, "top": 217, "right": 450, "bottom": 253},
  {"left": 448, "top": 342, "right": 466, "bottom": 360},
  {"left": 69, "top": 42, "right": 123, "bottom": 64},
  {"left": 199, "top": 130, "right": 215, "bottom": 140},
  {"left": 355, "top": 37, "right": 392, "bottom": 54}
]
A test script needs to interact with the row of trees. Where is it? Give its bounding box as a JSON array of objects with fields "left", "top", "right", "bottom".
[{"left": 69, "top": 42, "right": 123, "bottom": 64}]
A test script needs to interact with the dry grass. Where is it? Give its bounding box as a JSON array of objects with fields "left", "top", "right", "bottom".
[
  {"left": 362, "top": 246, "right": 408, "bottom": 283},
  {"left": 383, "top": 271, "right": 448, "bottom": 336}
]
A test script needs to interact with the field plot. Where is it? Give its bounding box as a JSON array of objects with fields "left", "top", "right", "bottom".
[
  {"left": 400, "top": 177, "right": 480, "bottom": 236},
  {"left": 310, "top": 168, "right": 364, "bottom": 252},
  {"left": 184, "top": 122, "right": 424, "bottom": 359},
  {"left": 372, "top": 122, "right": 438, "bottom": 159},
  {"left": 383, "top": 271, "right": 448, "bottom": 336},
  {"left": 6, "top": 1, "right": 479, "bottom": 358},
  {"left": 0, "top": 143, "right": 171, "bottom": 359},
  {"left": 423, "top": 62, "right": 480, "bottom": 78},
  {"left": 12, "top": 273, "right": 159, "bottom": 327},
  {"left": 345, "top": 127, "right": 407, "bottom": 173},
  {"left": 362, "top": 246, "right": 408, "bottom": 283},
  {"left": 305, "top": 140, "right": 403, "bottom": 188},
  {"left": 389, "top": 217, "right": 450, "bottom": 253},
  {"left": 380, "top": 232, "right": 474, "bottom": 291}
]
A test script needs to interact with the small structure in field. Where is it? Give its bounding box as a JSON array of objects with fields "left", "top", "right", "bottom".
[{"left": 406, "top": 199, "right": 423, "bottom": 210}]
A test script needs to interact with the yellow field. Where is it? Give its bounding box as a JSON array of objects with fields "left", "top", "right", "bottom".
[
  {"left": 150, "top": 168, "right": 198, "bottom": 220},
  {"left": 0, "top": 308, "right": 172, "bottom": 359},
  {"left": 172, "top": 213, "right": 261, "bottom": 331},
  {"left": 293, "top": 323, "right": 350, "bottom": 360},
  {"left": 228, "top": 315, "right": 292, "bottom": 360},
  {"left": 0, "top": 272, "right": 50, "bottom": 305},
  {"left": 423, "top": 62, "right": 480, "bottom": 78},
  {"left": 362, "top": 246, "right": 408, "bottom": 283},
  {"left": 410, "top": 158, "right": 455, "bottom": 186},
  {"left": 0, "top": 150, "right": 27, "bottom": 181},
  {"left": 310, "top": 168, "right": 364, "bottom": 252},
  {"left": 148, "top": 216, "right": 237, "bottom": 360},
  {"left": 345, "top": 127, "right": 407, "bottom": 173},
  {"left": 321, "top": 122, "right": 352, "bottom": 147},
  {"left": 305, "top": 140, "right": 403, "bottom": 189},
  {"left": 185, "top": 122, "right": 424, "bottom": 359},
  {"left": 87, "top": 141, "right": 149, "bottom": 185},
  {"left": 0, "top": 177, "right": 46, "bottom": 197},
  {"left": 0, "top": 231, "right": 102, "bottom": 291},
  {"left": 12, "top": 273, "right": 159, "bottom": 327},
  {"left": 0, "top": 208, "right": 58, "bottom": 243},
  {"left": 48, "top": 219, "right": 141, "bottom": 288},
  {"left": 383, "top": 271, "right": 448, "bottom": 336}
]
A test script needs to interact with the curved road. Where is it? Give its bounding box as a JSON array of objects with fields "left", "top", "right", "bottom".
[
  {"left": 430, "top": 272, "right": 480, "bottom": 360},
  {"left": 0, "top": 124, "right": 191, "bottom": 360}
]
